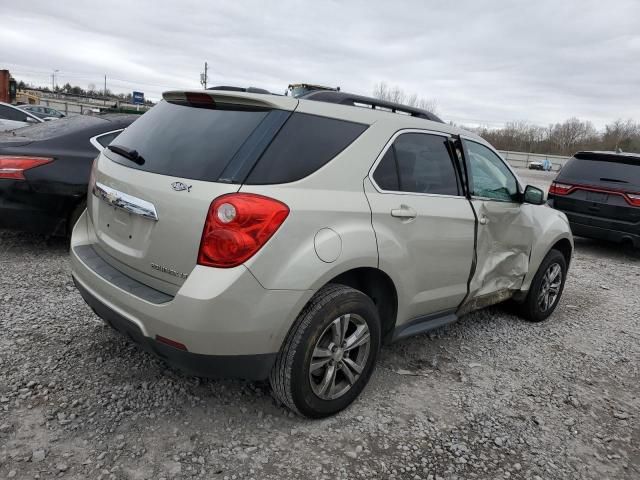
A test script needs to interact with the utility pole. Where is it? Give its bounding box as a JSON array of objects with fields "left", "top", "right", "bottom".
[
  {"left": 104, "top": 74, "right": 107, "bottom": 105},
  {"left": 52, "top": 69, "right": 59, "bottom": 91},
  {"left": 200, "top": 61, "right": 208, "bottom": 89}
]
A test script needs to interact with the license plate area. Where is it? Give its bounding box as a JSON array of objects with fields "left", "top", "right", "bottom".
[
  {"left": 586, "top": 191, "right": 608, "bottom": 203},
  {"left": 96, "top": 201, "right": 154, "bottom": 252}
]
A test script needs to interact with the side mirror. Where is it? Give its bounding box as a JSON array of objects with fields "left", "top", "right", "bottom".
[
  {"left": 523, "top": 185, "right": 546, "bottom": 205},
  {"left": 25, "top": 117, "right": 39, "bottom": 123}
]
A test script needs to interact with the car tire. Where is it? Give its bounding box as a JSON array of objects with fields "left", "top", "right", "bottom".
[
  {"left": 269, "top": 283, "right": 381, "bottom": 418},
  {"left": 67, "top": 200, "right": 87, "bottom": 237},
  {"left": 519, "top": 249, "right": 567, "bottom": 322}
]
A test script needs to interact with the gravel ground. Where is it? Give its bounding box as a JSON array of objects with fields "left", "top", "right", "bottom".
[{"left": 1, "top": 171, "right": 638, "bottom": 479}]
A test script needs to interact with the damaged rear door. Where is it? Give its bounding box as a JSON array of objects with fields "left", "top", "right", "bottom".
[{"left": 460, "top": 138, "right": 534, "bottom": 312}]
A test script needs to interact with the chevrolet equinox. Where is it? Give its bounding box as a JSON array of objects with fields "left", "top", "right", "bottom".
[{"left": 70, "top": 89, "right": 573, "bottom": 418}]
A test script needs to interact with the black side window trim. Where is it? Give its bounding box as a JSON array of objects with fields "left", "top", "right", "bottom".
[
  {"left": 220, "top": 109, "right": 292, "bottom": 184},
  {"left": 370, "top": 130, "right": 464, "bottom": 197}
]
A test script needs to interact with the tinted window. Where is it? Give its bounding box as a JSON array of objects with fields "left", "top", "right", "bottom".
[
  {"left": 246, "top": 113, "right": 368, "bottom": 184},
  {"left": 465, "top": 140, "right": 518, "bottom": 201},
  {"left": 96, "top": 131, "right": 122, "bottom": 148},
  {"left": 558, "top": 156, "right": 640, "bottom": 187},
  {"left": 372, "top": 133, "right": 460, "bottom": 195},
  {"left": 0, "top": 105, "right": 29, "bottom": 122},
  {"left": 108, "top": 101, "right": 270, "bottom": 181},
  {"left": 7, "top": 114, "right": 108, "bottom": 140},
  {"left": 373, "top": 148, "right": 399, "bottom": 191}
]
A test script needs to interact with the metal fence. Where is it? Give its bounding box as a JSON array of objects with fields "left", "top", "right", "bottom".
[{"left": 498, "top": 150, "right": 571, "bottom": 171}]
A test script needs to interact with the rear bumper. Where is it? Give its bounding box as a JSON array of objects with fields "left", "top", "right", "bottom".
[
  {"left": 548, "top": 199, "right": 640, "bottom": 246},
  {"left": 73, "top": 277, "right": 276, "bottom": 380},
  {"left": 569, "top": 221, "right": 640, "bottom": 247},
  {"left": 0, "top": 179, "right": 77, "bottom": 235},
  {"left": 70, "top": 211, "right": 313, "bottom": 379}
]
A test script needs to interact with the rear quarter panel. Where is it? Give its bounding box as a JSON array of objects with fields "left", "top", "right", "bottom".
[{"left": 239, "top": 122, "right": 397, "bottom": 291}]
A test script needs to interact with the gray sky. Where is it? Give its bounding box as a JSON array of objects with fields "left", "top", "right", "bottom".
[{"left": 1, "top": 0, "right": 638, "bottom": 128}]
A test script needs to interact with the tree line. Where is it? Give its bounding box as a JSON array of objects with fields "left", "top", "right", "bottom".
[
  {"left": 17, "top": 80, "right": 154, "bottom": 106},
  {"left": 474, "top": 119, "right": 640, "bottom": 156},
  {"left": 373, "top": 84, "right": 639, "bottom": 156}
]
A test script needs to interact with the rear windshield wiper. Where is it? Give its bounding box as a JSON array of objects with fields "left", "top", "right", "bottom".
[
  {"left": 107, "top": 144, "right": 145, "bottom": 165},
  {"left": 600, "top": 177, "right": 628, "bottom": 183}
]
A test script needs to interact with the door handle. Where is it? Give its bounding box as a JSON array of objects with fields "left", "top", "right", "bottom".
[
  {"left": 391, "top": 205, "right": 417, "bottom": 219},
  {"left": 479, "top": 215, "right": 489, "bottom": 225}
]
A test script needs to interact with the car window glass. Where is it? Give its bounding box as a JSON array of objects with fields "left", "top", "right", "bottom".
[
  {"left": 372, "top": 148, "right": 399, "bottom": 191},
  {"left": 373, "top": 133, "right": 459, "bottom": 195},
  {"left": 246, "top": 113, "right": 368, "bottom": 184},
  {"left": 111, "top": 100, "right": 271, "bottom": 181},
  {"left": 96, "top": 131, "right": 121, "bottom": 148},
  {"left": 559, "top": 156, "right": 640, "bottom": 188},
  {"left": 0, "top": 105, "right": 28, "bottom": 122},
  {"left": 465, "top": 140, "right": 518, "bottom": 201}
]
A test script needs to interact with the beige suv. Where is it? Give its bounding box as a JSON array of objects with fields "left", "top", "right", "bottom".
[{"left": 70, "top": 89, "right": 573, "bottom": 418}]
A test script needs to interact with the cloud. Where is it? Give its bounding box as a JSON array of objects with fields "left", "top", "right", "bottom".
[{"left": 1, "top": 0, "right": 638, "bottom": 128}]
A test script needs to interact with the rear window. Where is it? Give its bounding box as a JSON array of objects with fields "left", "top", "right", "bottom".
[
  {"left": 559, "top": 155, "right": 640, "bottom": 187},
  {"left": 8, "top": 114, "right": 107, "bottom": 140},
  {"left": 107, "top": 101, "right": 271, "bottom": 181},
  {"left": 107, "top": 102, "right": 368, "bottom": 184},
  {"left": 245, "top": 113, "right": 368, "bottom": 184}
]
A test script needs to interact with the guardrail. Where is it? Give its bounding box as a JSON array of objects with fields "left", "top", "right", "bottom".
[{"left": 498, "top": 150, "right": 571, "bottom": 171}]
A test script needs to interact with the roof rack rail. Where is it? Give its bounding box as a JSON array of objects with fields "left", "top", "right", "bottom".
[{"left": 299, "top": 90, "right": 443, "bottom": 123}]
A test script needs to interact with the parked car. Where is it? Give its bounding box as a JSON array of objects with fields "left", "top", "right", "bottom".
[
  {"left": 18, "top": 104, "right": 66, "bottom": 120},
  {"left": 70, "top": 89, "right": 573, "bottom": 418},
  {"left": 0, "top": 102, "right": 44, "bottom": 131},
  {"left": 529, "top": 159, "right": 552, "bottom": 171},
  {"left": 548, "top": 151, "right": 640, "bottom": 247},
  {"left": 0, "top": 114, "right": 137, "bottom": 236}
]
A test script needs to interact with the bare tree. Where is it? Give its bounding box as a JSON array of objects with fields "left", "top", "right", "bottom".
[
  {"left": 372, "top": 82, "right": 438, "bottom": 115},
  {"left": 603, "top": 119, "right": 640, "bottom": 151},
  {"left": 474, "top": 117, "right": 639, "bottom": 156}
]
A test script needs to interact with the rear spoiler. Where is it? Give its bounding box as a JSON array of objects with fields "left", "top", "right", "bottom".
[
  {"left": 574, "top": 151, "right": 640, "bottom": 164},
  {"left": 162, "top": 90, "right": 298, "bottom": 111}
]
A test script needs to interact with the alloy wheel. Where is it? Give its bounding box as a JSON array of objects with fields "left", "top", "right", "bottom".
[
  {"left": 308, "top": 313, "right": 371, "bottom": 401},
  {"left": 537, "top": 262, "right": 562, "bottom": 312}
]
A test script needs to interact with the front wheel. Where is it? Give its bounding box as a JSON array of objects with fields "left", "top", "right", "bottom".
[
  {"left": 519, "top": 249, "right": 567, "bottom": 322},
  {"left": 270, "top": 284, "right": 381, "bottom": 418}
]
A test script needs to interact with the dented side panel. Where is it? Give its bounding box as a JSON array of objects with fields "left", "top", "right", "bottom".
[
  {"left": 519, "top": 206, "right": 574, "bottom": 292},
  {"left": 465, "top": 200, "right": 534, "bottom": 305}
]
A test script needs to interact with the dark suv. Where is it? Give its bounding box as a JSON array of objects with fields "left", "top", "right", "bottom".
[{"left": 548, "top": 151, "right": 640, "bottom": 247}]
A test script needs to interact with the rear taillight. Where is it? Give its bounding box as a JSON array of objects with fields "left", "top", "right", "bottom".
[
  {"left": 0, "top": 156, "right": 53, "bottom": 180},
  {"left": 549, "top": 182, "right": 573, "bottom": 195},
  {"left": 627, "top": 193, "right": 640, "bottom": 207},
  {"left": 198, "top": 193, "right": 289, "bottom": 268}
]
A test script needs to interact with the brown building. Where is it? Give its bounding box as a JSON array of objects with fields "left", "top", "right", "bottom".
[{"left": 0, "top": 70, "right": 17, "bottom": 103}]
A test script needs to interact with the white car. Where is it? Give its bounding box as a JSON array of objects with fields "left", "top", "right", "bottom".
[
  {"left": 18, "top": 104, "right": 65, "bottom": 120},
  {"left": 0, "top": 102, "right": 44, "bottom": 131},
  {"left": 71, "top": 89, "right": 573, "bottom": 418}
]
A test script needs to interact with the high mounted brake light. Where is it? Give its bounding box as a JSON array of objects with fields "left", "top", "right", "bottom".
[
  {"left": 198, "top": 193, "right": 289, "bottom": 268},
  {"left": 184, "top": 92, "right": 216, "bottom": 107},
  {"left": 0, "top": 156, "right": 53, "bottom": 180}
]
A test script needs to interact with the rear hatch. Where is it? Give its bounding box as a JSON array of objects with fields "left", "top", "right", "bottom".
[
  {"left": 550, "top": 152, "right": 640, "bottom": 227},
  {"left": 87, "top": 91, "right": 298, "bottom": 294}
]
